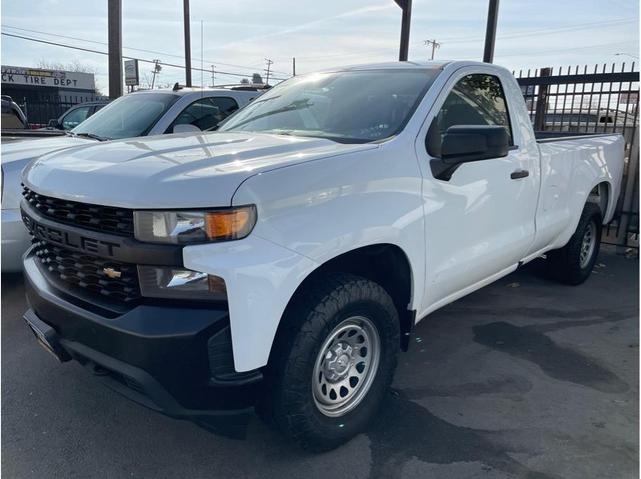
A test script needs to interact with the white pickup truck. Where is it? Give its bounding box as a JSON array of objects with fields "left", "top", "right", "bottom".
[{"left": 20, "top": 61, "right": 623, "bottom": 451}]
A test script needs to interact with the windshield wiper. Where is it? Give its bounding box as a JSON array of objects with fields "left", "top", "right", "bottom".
[{"left": 74, "top": 132, "right": 110, "bottom": 141}]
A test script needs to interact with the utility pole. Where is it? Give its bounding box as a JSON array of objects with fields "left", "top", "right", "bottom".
[
  {"left": 183, "top": 0, "right": 192, "bottom": 86},
  {"left": 483, "top": 0, "right": 500, "bottom": 63},
  {"left": 265, "top": 58, "right": 273, "bottom": 85},
  {"left": 107, "top": 0, "right": 123, "bottom": 99},
  {"left": 151, "top": 59, "right": 161, "bottom": 89},
  {"left": 394, "top": 0, "right": 412, "bottom": 61},
  {"left": 292, "top": 57, "right": 296, "bottom": 77},
  {"left": 424, "top": 39, "right": 440, "bottom": 60},
  {"left": 211, "top": 65, "right": 215, "bottom": 86}
]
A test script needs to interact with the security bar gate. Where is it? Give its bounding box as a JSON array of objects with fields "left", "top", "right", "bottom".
[{"left": 516, "top": 63, "right": 640, "bottom": 249}]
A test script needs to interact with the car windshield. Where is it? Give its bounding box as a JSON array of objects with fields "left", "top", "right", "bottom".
[
  {"left": 72, "top": 92, "right": 180, "bottom": 140},
  {"left": 218, "top": 69, "right": 439, "bottom": 143}
]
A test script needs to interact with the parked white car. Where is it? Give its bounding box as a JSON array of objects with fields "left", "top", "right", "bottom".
[
  {"left": 19, "top": 61, "right": 623, "bottom": 451},
  {"left": 1, "top": 85, "right": 263, "bottom": 271}
]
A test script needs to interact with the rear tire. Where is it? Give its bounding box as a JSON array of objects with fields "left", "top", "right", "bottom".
[
  {"left": 546, "top": 202, "right": 602, "bottom": 285},
  {"left": 261, "top": 273, "right": 400, "bottom": 452}
]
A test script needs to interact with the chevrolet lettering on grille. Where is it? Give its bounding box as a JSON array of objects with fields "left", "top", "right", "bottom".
[{"left": 21, "top": 211, "right": 120, "bottom": 257}]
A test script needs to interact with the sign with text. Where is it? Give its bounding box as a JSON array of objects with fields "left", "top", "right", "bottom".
[
  {"left": 124, "top": 59, "right": 139, "bottom": 86},
  {"left": 1, "top": 65, "right": 95, "bottom": 90}
]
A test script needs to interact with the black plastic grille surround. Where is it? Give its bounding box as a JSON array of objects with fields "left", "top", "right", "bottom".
[
  {"left": 32, "top": 238, "right": 141, "bottom": 304},
  {"left": 22, "top": 186, "right": 134, "bottom": 237}
]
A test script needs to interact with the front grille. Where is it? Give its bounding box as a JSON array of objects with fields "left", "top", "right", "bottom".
[
  {"left": 32, "top": 239, "right": 141, "bottom": 304},
  {"left": 22, "top": 186, "right": 134, "bottom": 237}
]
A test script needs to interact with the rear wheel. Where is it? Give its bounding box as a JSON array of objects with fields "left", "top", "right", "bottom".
[
  {"left": 262, "top": 273, "right": 400, "bottom": 452},
  {"left": 546, "top": 202, "right": 602, "bottom": 285}
]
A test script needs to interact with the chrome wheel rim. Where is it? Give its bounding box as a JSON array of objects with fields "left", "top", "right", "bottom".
[
  {"left": 312, "top": 316, "right": 381, "bottom": 418},
  {"left": 580, "top": 221, "right": 597, "bottom": 268}
]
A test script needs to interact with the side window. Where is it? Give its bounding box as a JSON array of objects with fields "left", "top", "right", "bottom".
[
  {"left": 62, "top": 106, "right": 91, "bottom": 130},
  {"left": 427, "top": 74, "right": 513, "bottom": 158},
  {"left": 169, "top": 97, "right": 239, "bottom": 132}
]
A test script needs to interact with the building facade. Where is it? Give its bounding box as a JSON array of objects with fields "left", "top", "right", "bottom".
[{"left": 1, "top": 65, "right": 101, "bottom": 125}]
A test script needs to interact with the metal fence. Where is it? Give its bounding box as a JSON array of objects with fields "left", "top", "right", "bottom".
[
  {"left": 515, "top": 63, "right": 640, "bottom": 249},
  {"left": 18, "top": 94, "right": 107, "bottom": 127}
]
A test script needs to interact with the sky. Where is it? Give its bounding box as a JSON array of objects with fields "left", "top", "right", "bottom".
[{"left": 1, "top": 0, "right": 639, "bottom": 94}]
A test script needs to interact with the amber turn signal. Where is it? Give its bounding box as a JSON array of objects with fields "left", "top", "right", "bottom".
[{"left": 204, "top": 206, "right": 256, "bottom": 241}]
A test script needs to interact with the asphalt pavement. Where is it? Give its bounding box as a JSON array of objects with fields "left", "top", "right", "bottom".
[{"left": 2, "top": 246, "right": 638, "bottom": 479}]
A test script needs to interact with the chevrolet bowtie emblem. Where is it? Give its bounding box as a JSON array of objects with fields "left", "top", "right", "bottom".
[{"left": 103, "top": 267, "right": 122, "bottom": 279}]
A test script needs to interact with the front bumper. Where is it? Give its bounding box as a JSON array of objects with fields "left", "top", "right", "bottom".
[{"left": 23, "top": 251, "right": 263, "bottom": 428}]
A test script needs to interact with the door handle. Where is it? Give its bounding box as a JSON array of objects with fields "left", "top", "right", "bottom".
[{"left": 510, "top": 169, "right": 529, "bottom": 180}]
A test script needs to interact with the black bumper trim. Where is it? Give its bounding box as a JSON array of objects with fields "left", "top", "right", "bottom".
[{"left": 61, "top": 336, "right": 255, "bottom": 422}]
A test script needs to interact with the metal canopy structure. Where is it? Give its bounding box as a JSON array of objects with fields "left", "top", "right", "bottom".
[
  {"left": 483, "top": 0, "right": 500, "bottom": 63},
  {"left": 394, "top": 0, "right": 412, "bottom": 61}
]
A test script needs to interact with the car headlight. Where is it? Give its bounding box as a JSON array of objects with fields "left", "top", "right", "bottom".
[
  {"left": 138, "top": 266, "right": 227, "bottom": 300},
  {"left": 133, "top": 205, "right": 257, "bottom": 244}
]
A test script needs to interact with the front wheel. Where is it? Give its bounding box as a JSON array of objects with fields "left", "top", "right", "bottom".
[
  {"left": 546, "top": 202, "right": 602, "bottom": 285},
  {"left": 262, "top": 273, "right": 400, "bottom": 452}
]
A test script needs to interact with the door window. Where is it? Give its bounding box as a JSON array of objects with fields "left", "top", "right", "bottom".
[
  {"left": 427, "top": 74, "right": 513, "bottom": 157},
  {"left": 61, "top": 106, "right": 91, "bottom": 130},
  {"left": 170, "top": 97, "right": 239, "bottom": 132}
]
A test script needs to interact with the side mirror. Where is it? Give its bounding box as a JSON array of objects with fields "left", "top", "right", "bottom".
[
  {"left": 47, "top": 119, "right": 61, "bottom": 129},
  {"left": 173, "top": 123, "right": 201, "bottom": 134},
  {"left": 431, "top": 125, "right": 510, "bottom": 181}
]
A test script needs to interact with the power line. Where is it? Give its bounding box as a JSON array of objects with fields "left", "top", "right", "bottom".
[
  {"left": 1, "top": 24, "right": 290, "bottom": 77},
  {"left": 290, "top": 17, "right": 636, "bottom": 63},
  {"left": 1, "top": 32, "right": 288, "bottom": 81}
]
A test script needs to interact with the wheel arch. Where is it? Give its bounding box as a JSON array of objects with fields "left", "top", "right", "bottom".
[
  {"left": 588, "top": 180, "right": 613, "bottom": 223},
  {"left": 268, "top": 243, "right": 416, "bottom": 367}
]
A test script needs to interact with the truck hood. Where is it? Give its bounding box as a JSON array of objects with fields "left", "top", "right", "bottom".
[
  {"left": 23, "top": 131, "right": 377, "bottom": 209},
  {"left": 2, "top": 135, "right": 94, "bottom": 165}
]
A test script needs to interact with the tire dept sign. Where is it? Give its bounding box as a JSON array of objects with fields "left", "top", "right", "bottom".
[{"left": 1, "top": 65, "right": 95, "bottom": 90}]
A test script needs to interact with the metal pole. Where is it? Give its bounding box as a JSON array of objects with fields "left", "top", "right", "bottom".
[
  {"left": 395, "top": 0, "right": 412, "bottom": 61},
  {"left": 533, "top": 67, "right": 551, "bottom": 132},
  {"left": 107, "top": 0, "right": 123, "bottom": 99},
  {"left": 183, "top": 0, "right": 192, "bottom": 86},
  {"left": 265, "top": 58, "right": 273, "bottom": 85},
  {"left": 292, "top": 57, "right": 296, "bottom": 77},
  {"left": 483, "top": 0, "right": 499, "bottom": 63}
]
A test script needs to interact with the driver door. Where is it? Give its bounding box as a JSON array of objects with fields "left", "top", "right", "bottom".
[{"left": 416, "top": 70, "right": 539, "bottom": 311}]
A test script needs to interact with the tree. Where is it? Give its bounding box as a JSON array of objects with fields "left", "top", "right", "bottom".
[{"left": 36, "top": 59, "right": 96, "bottom": 74}]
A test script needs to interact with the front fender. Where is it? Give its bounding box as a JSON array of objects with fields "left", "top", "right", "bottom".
[{"left": 183, "top": 237, "right": 318, "bottom": 372}]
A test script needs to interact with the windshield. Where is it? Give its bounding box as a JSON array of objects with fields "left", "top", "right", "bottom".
[
  {"left": 72, "top": 92, "right": 180, "bottom": 140},
  {"left": 218, "top": 69, "right": 439, "bottom": 143}
]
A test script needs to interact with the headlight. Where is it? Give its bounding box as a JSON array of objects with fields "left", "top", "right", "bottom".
[
  {"left": 133, "top": 205, "right": 256, "bottom": 244},
  {"left": 138, "top": 266, "right": 227, "bottom": 300}
]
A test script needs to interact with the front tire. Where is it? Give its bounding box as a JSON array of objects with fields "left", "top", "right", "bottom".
[
  {"left": 546, "top": 202, "right": 602, "bottom": 285},
  {"left": 263, "top": 273, "right": 400, "bottom": 452}
]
